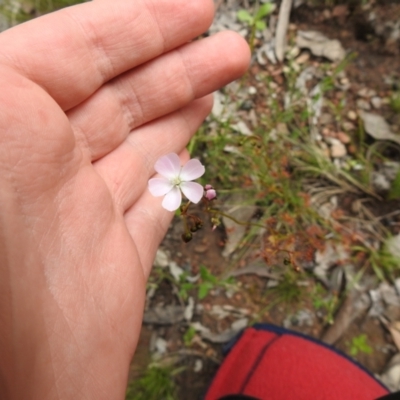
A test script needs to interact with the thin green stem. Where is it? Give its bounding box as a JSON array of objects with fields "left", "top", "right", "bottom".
[{"left": 208, "top": 208, "right": 266, "bottom": 229}]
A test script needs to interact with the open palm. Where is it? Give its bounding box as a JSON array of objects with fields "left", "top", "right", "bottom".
[{"left": 0, "top": 1, "right": 249, "bottom": 398}]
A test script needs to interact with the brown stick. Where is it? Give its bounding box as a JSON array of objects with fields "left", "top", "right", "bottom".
[{"left": 275, "top": 0, "right": 293, "bottom": 62}]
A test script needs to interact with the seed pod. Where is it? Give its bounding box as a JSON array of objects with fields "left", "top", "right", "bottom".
[{"left": 181, "top": 232, "right": 193, "bottom": 243}]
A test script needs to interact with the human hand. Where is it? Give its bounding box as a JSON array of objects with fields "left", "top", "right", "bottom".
[{"left": 0, "top": 1, "right": 249, "bottom": 398}]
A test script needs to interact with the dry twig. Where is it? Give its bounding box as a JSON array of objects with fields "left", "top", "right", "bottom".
[{"left": 275, "top": 0, "right": 293, "bottom": 62}]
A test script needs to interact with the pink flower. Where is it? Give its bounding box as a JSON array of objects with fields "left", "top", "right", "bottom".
[
  {"left": 204, "top": 184, "right": 217, "bottom": 200},
  {"left": 148, "top": 153, "right": 205, "bottom": 211}
]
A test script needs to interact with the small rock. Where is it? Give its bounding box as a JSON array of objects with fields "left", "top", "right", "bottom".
[
  {"left": 248, "top": 86, "right": 257, "bottom": 95},
  {"left": 154, "top": 249, "right": 170, "bottom": 268},
  {"left": 342, "top": 121, "right": 356, "bottom": 131},
  {"left": 356, "top": 98, "right": 371, "bottom": 110},
  {"left": 295, "top": 51, "right": 310, "bottom": 64},
  {"left": 143, "top": 305, "right": 185, "bottom": 325},
  {"left": 336, "top": 76, "right": 351, "bottom": 91},
  {"left": 322, "top": 127, "right": 332, "bottom": 137},
  {"left": 330, "top": 140, "right": 347, "bottom": 158},
  {"left": 240, "top": 100, "right": 254, "bottom": 111},
  {"left": 169, "top": 261, "right": 184, "bottom": 281},
  {"left": 287, "top": 46, "right": 301, "bottom": 59},
  {"left": 372, "top": 171, "right": 391, "bottom": 191},
  {"left": 184, "top": 297, "right": 195, "bottom": 321},
  {"left": 357, "top": 88, "right": 377, "bottom": 98},
  {"left": 269, "top": 81, "right": 279, "bottom": 90},
  {"left": 277, "top": 123, "right": 289, "bottom": 135},
  {"left": 256, "top": 42, "right": 277, "bottom": 65},
  {"left": 347, "top": 110, "right": 358, "bottom": 120},
  {"left": 231, "top": 121, "right": 252, "bottom": 136},
  {"left": 319, "top": 113, "right": 334, "bottom": 125},
  {"left": 201, "top": 318, "right": 248, "bottom": 344},
  {"left": 340, "top": 77, "right": 350, "bottom": 86},
  {"left": 360, "top": 112, "right": 400, "bottom": 145},
  {"left": 231, "top": 318, "right": 249, "bottom": 331},
  {"left": 386, "top": 234, "right": 400, "bottom": 260},
  {"left": 283, "top": 310, "right": 314, "bottom": 328},
  {"left": 379, "top": 353, "right": 400, "bottom": 392},
  {"left": 322, "top": 9, "right": 331, "bottom": 20},
  {"left": 371, "top": 96, "right": 383, "bottom": 109},
  {"left": 211, "top": 91, "right": 225, "bottom": 119},
  {"left": 194, "top": 359, "right": 203, "bottom": 373},
  {"left": 210, "top": 305, "right": 230, "bottom": 320},
  {"left": 296, "top": 30, "right": 346, "bottom": 62},
  {"left": 337, "top": 131, "right": 351, "bottom": 144},
  {"left": 191, "top": 321, "right": 211, "bottom": 334},
  {"left": 155, "top": 337, "right": 168, "bottom": 354}
]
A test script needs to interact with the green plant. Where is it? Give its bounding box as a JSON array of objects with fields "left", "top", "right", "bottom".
[
  {"left": 236, "top": 3, "right": 274, "bottom": 32},
  {"left": 175, "top": 266, "right": 234, "bottom": 301},
  {"left": 390, "top": 91, "right": 400, "bottom": 113},
  {"left": 311, "top": 283, "right": 339, "bottom": 325},
  {"left": 236, "top": 2, "right": 275, "bottom": 51},
  {"left": 348, "top": 334, "right": 373, "bottom": 356},
  {"left": 269, "top": 271, "right": 304, "bottom": 304},
  {"left": 198, "top": 265, "right": 219, "bottom": 299},
  {"left": 353, "top": 243, "right": 400, "bottom": 281},
  {"left": 183, "top": 325, "right": 197, "bottom": 347},
  {"left": 388, "top": 169, "right": 400, "bottom": 200},
  {"left": 126, "top": 365, "right": 178, "bottom": 400}
]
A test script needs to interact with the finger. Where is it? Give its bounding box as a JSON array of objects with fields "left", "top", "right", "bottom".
[
  {"left": 0, "top": 0, "right": 214, "bottom": 110},
  {"left": 124, "top": 150, "right": 191, "bottom": 280},
  {"left": 69, "top": 31, "right": 250, "bottom": 160},
  {"left": 94, "top": 95, "right": 213, "bottom": 212}
]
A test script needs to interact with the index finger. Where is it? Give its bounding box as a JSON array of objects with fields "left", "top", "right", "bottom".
[{"left": 0, "top": 0, "right": 215, "bottom": 110}]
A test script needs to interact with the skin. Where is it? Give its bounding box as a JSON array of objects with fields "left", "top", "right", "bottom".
[{"left": 0, "top": 0, "right": 250, "bottom": 399}]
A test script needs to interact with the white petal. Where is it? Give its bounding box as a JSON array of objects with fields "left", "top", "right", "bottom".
[
  {"left": 180, "top": 182, "right": 204, "bottom": 204},
  {"left": 154, "top": 153, "right": 181, "bottom": 179},
  {"left": 162, "top": 187, "right": 182, "bottom": 211},
  {"left": 180, "top": 159, "right": 205, "bottom": 181},
  {"left": 148, "top": 178, "right": 173, "bottom": 196}
]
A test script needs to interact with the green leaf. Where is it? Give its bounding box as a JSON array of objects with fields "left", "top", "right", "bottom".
[
  {"left": 183, "top": 326, "right": 196, "bottom": 346},
  {"left": 237, "top": 9, "right": 253, "bottom": 24},
  {"left": 255, "top": 3, "right": 274, "bottom": 20},
  {"left": 200, "top": 265, "right": 217, "bottom": 283},
  {"left": 350, "top": 346, "right": 358, "bottom": 356},
  {"left": 350, "top": 334, "right": 373, "bottom": 356},
  {"left": 255, "top": 20, "right": 266, "bottom": 31},
  {"left": 199, "top": 265, "right": 209, "bottom": 280},
  {"left": 179, "top": 282, "right": 194, "bottom": 300},
  {"left": 198, "top": 282, "right": 213, "bottom": 299},
  {"left": 388, "top": 169, "right": 400, "bottom": 200}
]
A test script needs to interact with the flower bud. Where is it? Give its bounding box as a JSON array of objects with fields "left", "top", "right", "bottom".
[
  {"left": 204, "top": 184, "right": 217, "bottom": 201},
  {"left": 181, "top": 232, "right": 193, "bottom": 243}
]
